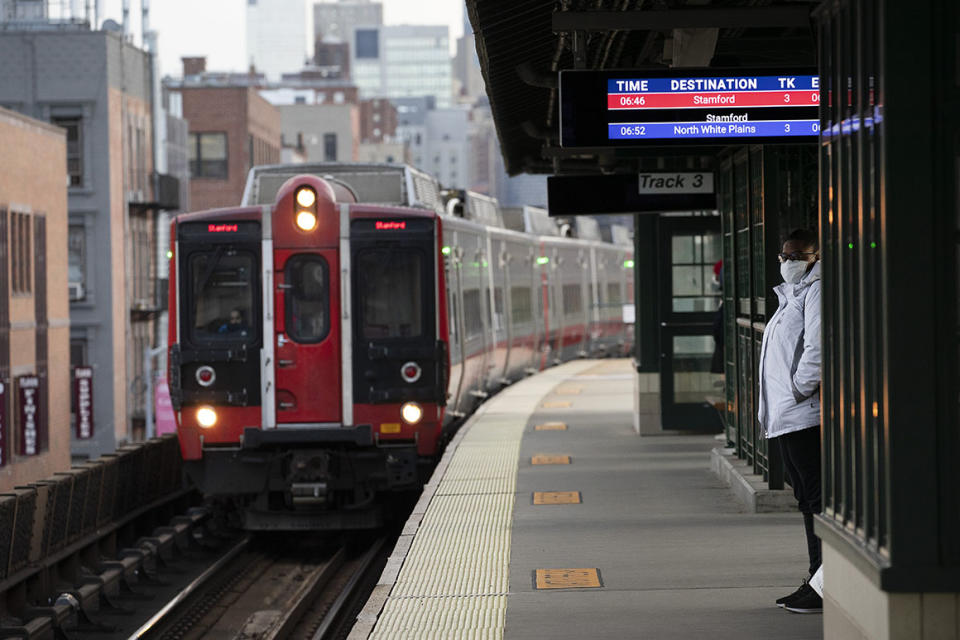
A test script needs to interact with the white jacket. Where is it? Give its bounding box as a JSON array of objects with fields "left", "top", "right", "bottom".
[{"left": 758, "top": 260, "right": 822, "bottom": 439}]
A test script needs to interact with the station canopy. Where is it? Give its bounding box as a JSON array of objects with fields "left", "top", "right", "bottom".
[{"left": 465, "top": 0, "right": 819, "bottom": 175}]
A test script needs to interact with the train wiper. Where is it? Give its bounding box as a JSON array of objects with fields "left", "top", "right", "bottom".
[{"left": 195, "top": 246, "right": 225, "bottom": 294}]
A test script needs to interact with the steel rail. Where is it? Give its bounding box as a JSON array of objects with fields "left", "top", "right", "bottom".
[
  {"left": 310, "top": 537, "right": 386, "bottom": 640},
  {"left": 127, "top": 534, "right": 252, "bottom": 640}
]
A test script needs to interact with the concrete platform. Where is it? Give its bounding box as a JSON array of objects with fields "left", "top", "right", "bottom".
[{"left": 351, "top": 359, "right": 823, "bottom": 640}]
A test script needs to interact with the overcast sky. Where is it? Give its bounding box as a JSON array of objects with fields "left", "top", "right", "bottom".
[{"left": 98, "top": 0, "right": 466, "bottom": 77}]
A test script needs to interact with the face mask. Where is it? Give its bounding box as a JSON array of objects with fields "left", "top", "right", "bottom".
[{"left": 780, "top": 260, "right": 808, "bottom": 284}]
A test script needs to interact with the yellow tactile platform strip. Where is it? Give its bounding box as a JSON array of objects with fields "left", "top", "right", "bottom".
[{"left": 359, "top": 360, "right": 602, "bottom": 640}]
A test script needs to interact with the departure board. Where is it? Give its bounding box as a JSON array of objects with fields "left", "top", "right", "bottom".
[{"left": 560, "top": 68, "right": 820, "bottom": 147}]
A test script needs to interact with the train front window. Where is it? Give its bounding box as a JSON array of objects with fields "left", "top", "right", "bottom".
[
  {"left": 286, "top": 255, "right": 329, "bottom": 343},
  {"left": 189, "top": 250, "right": 257, "bottom": 343},
  {"left": 356, "top": 249, "right": 423, "bottom": 339}
]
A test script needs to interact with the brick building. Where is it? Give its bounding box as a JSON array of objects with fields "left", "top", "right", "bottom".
[
  {"left": 359, "top": 98, "right": 396, "bottom": 143},
  {"left": 0, "top": 107, "right": 70, "bottom": 490},
  {"left": 169, "top": 59, "right": 282, "bottom": 212},
  {"left": 0, "top": 27, "right": 178, "bottom": 458}
]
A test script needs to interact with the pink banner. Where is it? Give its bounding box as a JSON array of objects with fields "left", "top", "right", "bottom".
[{"left": 154, "top": 376, "right": 178, "bottom": 436}]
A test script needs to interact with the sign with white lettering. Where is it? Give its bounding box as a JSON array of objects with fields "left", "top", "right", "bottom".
[
  {"left": 74, "top": 366, "right": 94, "bottom": 440},
  {"left": 18, "top": 375, "right": 39, "bottom": 456},
  {"left": 0, "top": 380, "right": 7, "bottom": 466},
  {"left": 560, "top": 67, "right": 819, "bottom": 147},
  {"left": 638, "top": 172, "right": 713, "bottom": 195}
]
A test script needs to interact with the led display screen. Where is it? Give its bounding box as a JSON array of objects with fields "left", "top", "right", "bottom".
[{"left": 560, "top": 68, "right": 819, "bottom": 147}]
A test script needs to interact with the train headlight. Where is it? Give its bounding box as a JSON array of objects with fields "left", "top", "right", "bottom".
[
  {"left": 296, "top": 210, "right": 318, "bottom": 231},
  {"left": 196, "top": 406, "right": 218, "bottom": 428},
  {"left": 401, "top": 402, "right": 423, "bottom": 425},
  {"left": 295, "top": 187, "right": 316, "bottom": 208}
]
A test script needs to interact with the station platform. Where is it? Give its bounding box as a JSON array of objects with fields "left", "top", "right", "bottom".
[{"left": 351, "top": 359, "right": 823, "bottom": 640}]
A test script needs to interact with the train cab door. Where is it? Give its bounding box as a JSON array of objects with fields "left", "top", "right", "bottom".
[{"left": 273, "top": 249, "right": 342, "bottom": 425}]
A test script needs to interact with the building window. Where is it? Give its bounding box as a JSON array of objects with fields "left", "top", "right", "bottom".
[
  {"left": 68, "top": 224, "right": 86, "bottom": 301},
  {"left": 356, "top": 28, "right": 379, "bottom": 59},
  {"left": 51, "top": 116, "right": 83, "bottom": 187},
  {"left": 323, "top": 133, "right": 337, "bottom": 161},
  {"left": 11, "top": 211, "right": 32, "bottom": 295},
  {"left": 188, "top": 132, "right": 228, "bottom": 179}
]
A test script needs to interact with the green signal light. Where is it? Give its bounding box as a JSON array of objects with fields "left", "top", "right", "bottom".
[
  {"left": 870, "top": 242, "right": 876, "bottom": 248},
  {"left": 166, "top": 250, "right": 173, "bottom": 259},
  {"left": 848, "top": 242, "right": 854, "bottom": 249},
  {"left": 536, "top": 256, "right": 549, "bottom": 265},
  {"left": 441, "top": 246, "right": 452, "bottom": 255},
  {"left": 624, "top": 259, "right": 635, "bottom": 268}
]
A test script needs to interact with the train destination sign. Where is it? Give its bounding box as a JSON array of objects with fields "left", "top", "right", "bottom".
[{"left": 560, "top": 68, "right": 819, "bottom": 147}]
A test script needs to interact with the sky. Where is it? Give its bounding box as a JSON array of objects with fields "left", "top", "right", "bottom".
[{"left": 98, "top": 0, "right": 466, "bottom": 77}]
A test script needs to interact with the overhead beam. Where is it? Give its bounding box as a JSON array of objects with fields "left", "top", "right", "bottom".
[{"left": 552, "top": 7, "right": 811, "bottom": 32}]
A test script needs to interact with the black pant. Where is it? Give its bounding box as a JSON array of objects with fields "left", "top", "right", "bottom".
[{"left": 777, "top": 426, "right": 822, "bottom": 576}]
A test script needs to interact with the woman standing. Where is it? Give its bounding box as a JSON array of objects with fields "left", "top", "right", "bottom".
[{"left": 757, "top": 228, "right": 823, "bottom": 614}]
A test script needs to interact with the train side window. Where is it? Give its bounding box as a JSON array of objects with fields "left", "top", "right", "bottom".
[
  {"left": 562, "top": 283, "right": 583, "bottom": 316},
  {"left": 286, "top": 255, "right": 330, "bottom": 343},
  {"left": 510, "top": 286, "right": 532, "bottom": 323},
  {"left": 189, "top": 250, "right": 257, "bottom": 343},
  {"left": 356, "top": 249, "right": 424, "bottom": 339},
  {"left": 462, "top": 289, "right": 483, "bottom": 337}
]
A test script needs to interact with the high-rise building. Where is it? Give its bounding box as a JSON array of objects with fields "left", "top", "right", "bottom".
[
  {"left": 246, "top": 0, "right": 311, "bottom": 81},
  {"left": 313, "top": 0, "right": 382, "bottom": 51},
  {"left": 423, "top": 107, "right": 469, "bottom": 188},
  {"left": 353, "top": 25, "right": 453, "bottom": 107}
]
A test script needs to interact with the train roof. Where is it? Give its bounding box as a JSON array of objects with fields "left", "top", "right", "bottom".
[{"left": 242, "top": 162, "right": 444, "bottom": 213}]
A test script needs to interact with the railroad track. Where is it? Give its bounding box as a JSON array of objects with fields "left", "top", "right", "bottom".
[{"left": 126, "top": 535, "right": 387, "bottom": 640}]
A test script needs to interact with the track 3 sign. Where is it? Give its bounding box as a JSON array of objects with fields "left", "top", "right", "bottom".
[
  {"left": 548, "top": 173, "right": 716, "bottom": 216},
  {"left": 560, "top": 68, "right": 819, "bottom": 147}
]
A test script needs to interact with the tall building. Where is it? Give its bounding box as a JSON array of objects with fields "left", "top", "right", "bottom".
[
  {"left": 424, "top": 107, "right": 469, "bottom": 188},
  {"left": 0, "top": 107, "right": 70, "bottom": 491},
  {"left": 353, "top": 25, "right": 453, "bottom": 107},
  {"left": 279, "top": 102, "right": 359, "bottom": 163},
  {"left": 0, "top": 27, "right": 180, "bottom": 457},
  {"left": 313, "top": 0, "right": 382, "bottom": 50},
  {"left": 167, "top": 59, "right": 282, "bottom": 212},
  {"left": 394, "top": 96, "right": 435, "bottom": 170},
  {"left": 246, "top": 0, "right": 311, "bottom": 81}
]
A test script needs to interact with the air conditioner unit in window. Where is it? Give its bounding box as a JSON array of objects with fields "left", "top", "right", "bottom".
[{"left": 68, "top": 282, "right": 85, "bottom": 301}]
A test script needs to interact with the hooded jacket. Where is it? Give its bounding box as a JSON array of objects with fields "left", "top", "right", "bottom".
[{"left": 758, "top": 260, "right": 822, "bottom": 439}]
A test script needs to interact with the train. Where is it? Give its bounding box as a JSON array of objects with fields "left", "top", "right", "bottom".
[{"left": 167, "top": 163, "right": 634, "bottom": 530}]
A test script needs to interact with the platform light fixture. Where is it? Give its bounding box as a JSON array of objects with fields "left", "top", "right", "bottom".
[{"left": 196, "top": 406, "right": 218, "bottom": 428}]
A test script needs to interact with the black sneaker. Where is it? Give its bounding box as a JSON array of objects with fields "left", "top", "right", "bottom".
[
  {"left": 776, "top": 581, "right": 812, "bottom": 608},
  {"left": 784, "top": 587, "right": 823, "bottom": 613}
]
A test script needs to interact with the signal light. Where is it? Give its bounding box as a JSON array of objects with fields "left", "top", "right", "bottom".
[
  {"left": 296, "top": 210, "right": 318, "bottom": 231},
  {"left": 401, "top": 402, "right": 423, "bottom": 425},
  {"left": 195, "top": 365, "right": 216, "bottom": 387},
  {"left": 196, "top": 406, "right": 217, "bottom": 428},
  {"left": 400, "top": 361, "right": 422, "bottom": 383},
  {"left": 296, "top": 187, "right": 316, "bottom": 207},
  {"left": 294, "top": 186, "right": 318, "bottom": 231}
]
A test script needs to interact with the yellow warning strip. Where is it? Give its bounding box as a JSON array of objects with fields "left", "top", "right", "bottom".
[
  {"left": 534, "top": 422, "right": 567, "bottom": 431},
  {"left": 364, "top": 360, "right": 601, "bottom": 640},
  {"left": 541, "top": 400, "right": 572, "bottom": 409}
]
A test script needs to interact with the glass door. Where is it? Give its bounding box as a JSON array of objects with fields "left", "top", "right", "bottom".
[{"left": 659, "top": 216, "right": 724, "bottom": 431}]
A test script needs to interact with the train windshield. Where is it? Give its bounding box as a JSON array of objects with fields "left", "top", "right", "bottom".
[
  {"left": 356, "top": 249, "right": 423, "bottom": 339},
  {"left": 285, "top": 255, "right": 329, "bottom": 343},
  {"left": 189, "top": 249, "right": 257, "bottom": 344}
]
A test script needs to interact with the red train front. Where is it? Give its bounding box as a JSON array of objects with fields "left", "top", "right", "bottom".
[{"left": 167, "top": 175, "right": 448, "bottom": 530}]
